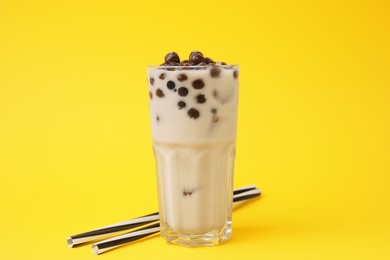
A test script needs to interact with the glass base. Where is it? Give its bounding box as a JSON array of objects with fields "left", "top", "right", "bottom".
[{"left": 161, "top": 222, "right": 232, "bottom": 247}]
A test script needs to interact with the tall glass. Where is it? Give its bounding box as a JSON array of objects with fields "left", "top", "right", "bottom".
[{"left": 147, "top": 65, "right": 239, "bottom": 247}]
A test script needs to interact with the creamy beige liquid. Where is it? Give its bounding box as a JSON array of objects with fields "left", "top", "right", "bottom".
[
  {"left": 148, "top": 66, "right": 239, "bottom": 235},
  {"left": 153, "top": 141, "right": 235, "bottom": 233}
]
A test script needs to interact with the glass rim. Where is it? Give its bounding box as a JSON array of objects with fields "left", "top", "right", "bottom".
[{"left": 147, "top": 64, "right": 239, "bottom": 69}]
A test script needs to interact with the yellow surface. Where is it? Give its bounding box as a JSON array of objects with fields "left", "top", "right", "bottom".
[{"left": 0, "top": 0, "right": 389, "bottom": 259}]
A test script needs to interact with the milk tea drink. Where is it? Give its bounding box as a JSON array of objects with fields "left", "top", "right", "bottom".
[{"left": 147, "top": 51, "right": 239, "bottom": 247}]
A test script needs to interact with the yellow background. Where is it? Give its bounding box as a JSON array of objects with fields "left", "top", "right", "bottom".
[{"left": 1, "top": 0, "right": 389, "bottom": 259}]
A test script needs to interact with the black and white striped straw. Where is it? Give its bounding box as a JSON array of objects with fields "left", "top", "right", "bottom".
[
  {"left": 92, "top": 222, "right": 161, "bottom": 254},
  {"left": 67, "top": 212, "right": 159, "bottom": 247},
  {"left": 92, "top": 188, "right": 261, "bottom": 254},
  {"left": 68, "top": 184, "right": 259, "bottom": 248}
]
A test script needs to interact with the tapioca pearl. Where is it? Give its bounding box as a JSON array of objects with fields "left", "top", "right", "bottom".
[
  {"left": 212, "top": 90, "right": 225, "bottom": 104},
  {"left": 178, "top": 87, "right": 189, "bottom": 97},
  {"left": 196, "top": 94, "right": 206, "bottom": 104},
  {"left": 187, "top": 108, "right": 200, "bottom": 119},
  {"left": 167, "top": 80, "right": 176, "bottom": 90},
  {"left": 149, "top": 91, "right": 153, "bottom": 99},
  {"left": 149, "top": 77, "right": 155, "bottom": 85},
  {"left": 165, "top": 52, "right": 180, "bottom": 64},
  {"left": 204, "top": 57, "right": 214, "bottom": 64},
  {"left": 210, "top": 67, "right": 221, "bottom": 77},
  {"left": 156, "top": 88, "right": 165, "bottom": 98},
  {"left": 233, "top": 70, "right": 239, "bottom": 79},
  {"left": 190, "top": 51, "right": 203, "bottom": 58},
  {"left": 177, "top": 73, "right": 188, "bottom": 81},
  {"left": 183, "top": 189, "right": 193, "bottom": 196},
  {"left": 211, "top": 108, "right": 217, "bottom": 114},
  {"left": 180, "top": 60, "right": 191, "bottom": 66},
  {"left": 156, "top": 115, "right": 160, "bottom": 122},
  {"left": 189, "top": 51, "right": 204, "bottom": 65},
  {"left": 178, "top": 101, "right": 186, "bottom": 109},
  {"left": 159, "top": 73, "right": 166, "bottom": 80},
  {"left": 192, "top": 79, "right": 205, "bottom": 89}
]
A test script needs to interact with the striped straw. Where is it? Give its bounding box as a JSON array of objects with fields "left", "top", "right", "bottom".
[
  {"left": 92, "top": 222, "right": 161, "bottom": 254},
  {"left": 67, "top": 212, "right": 159, "bottom": 247},
  {"left": 92, "top": 188, "right": 261, "bottom": 254},
  {"left": 67, "top": 184, "right": 259, "bottom": 247}
]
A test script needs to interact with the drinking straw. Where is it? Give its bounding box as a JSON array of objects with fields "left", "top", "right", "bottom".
[
  {"left": 92, "top": 188, "right": 261, "bottom": 254},
  {"left": 68, "top": 184, "right": 259, "bottom": 247},
  {"left": 67, "top": 212, "right": 159, "bottom": 247}
]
